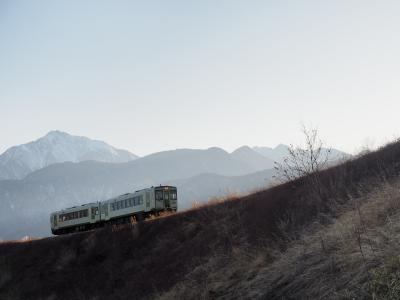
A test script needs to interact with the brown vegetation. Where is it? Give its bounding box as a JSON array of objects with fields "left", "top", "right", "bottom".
[{"left": 2, "top": 140, "right": 400, "bottom": 299}]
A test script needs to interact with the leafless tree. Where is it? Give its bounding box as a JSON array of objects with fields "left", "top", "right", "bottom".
[{"left": 274, "top": 124, "right": 332, "bottom": 183}]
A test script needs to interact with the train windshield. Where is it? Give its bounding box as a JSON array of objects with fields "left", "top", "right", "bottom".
[
  {"left": 170, "top": 190, "right": 177, "bottom": 200},
  {"left": 155, "top": 187, "right": 177, "bottom": 200}
]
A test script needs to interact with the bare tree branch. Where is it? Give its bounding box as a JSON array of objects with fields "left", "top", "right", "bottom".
[{"left": 274, "top": 125, "right": 332, "bottom": 183}]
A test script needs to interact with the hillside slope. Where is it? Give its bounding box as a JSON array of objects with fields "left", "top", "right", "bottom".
[{"left": 1, "top": 141, "right": 400, "bottom": 299}]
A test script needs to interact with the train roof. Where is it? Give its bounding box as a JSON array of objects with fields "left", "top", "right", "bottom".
[{"left": 51, "top": 202, "right": 98, "bottom": 215}]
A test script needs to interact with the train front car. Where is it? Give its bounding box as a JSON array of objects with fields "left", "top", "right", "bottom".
[{"left": 153, "top": 185, "right": 177, "bottom": 212}]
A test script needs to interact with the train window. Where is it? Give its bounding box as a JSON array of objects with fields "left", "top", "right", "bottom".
[
  {"left": 170, "top": 192, "right": 177, "bottom": 200},
  {"left": 156, "top": 191, "right": 163, "bottom": 200},
  {"left": 125, "top": 199, "right": 128, "bottom": 208},
  {"left": 139, "top": 196, "right": 143, "bottom": 205},
  {"left": 164, "top": 192, "right": 169, "bottom": 200}
]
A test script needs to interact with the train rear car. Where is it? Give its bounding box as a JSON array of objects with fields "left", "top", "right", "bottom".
[{"left": 50, "top": 202, "right": 100, "bottom": 235}]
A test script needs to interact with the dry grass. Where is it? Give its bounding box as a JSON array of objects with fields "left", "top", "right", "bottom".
[
  {"left": 0, "top": 236, "right": 42, "bottom": 245},
  {"left": 155, "top": 180, "right": 400, "bottom": 300},
  {"left": 189, "top": 192, "right": 242, "bottom": 211}
]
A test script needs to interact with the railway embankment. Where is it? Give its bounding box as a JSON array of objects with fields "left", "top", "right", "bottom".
[{"left": 2, "top": 140, "right": 400, "bottom": 299}]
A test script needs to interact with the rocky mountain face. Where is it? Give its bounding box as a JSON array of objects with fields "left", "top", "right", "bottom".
[{"left": 0, "top": 131, "right": 138, "bottom": 180}]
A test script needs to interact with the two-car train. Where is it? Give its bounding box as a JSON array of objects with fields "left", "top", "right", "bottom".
[{"left": 50, "top": 185, "right": 177, "bottom": 235}]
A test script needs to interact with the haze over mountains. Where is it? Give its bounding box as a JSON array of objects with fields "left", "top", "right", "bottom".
[{"left": 0, "top": 131, "right": 347, "bottom": 239}]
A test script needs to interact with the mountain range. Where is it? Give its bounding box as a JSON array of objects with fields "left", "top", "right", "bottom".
[{"left": 0, "top": 131, "right": 347, "bottom": 239}]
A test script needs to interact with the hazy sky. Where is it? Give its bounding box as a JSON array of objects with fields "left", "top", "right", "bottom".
[{"left": 1, "top": 1, "right": 400, "bottom": 156}]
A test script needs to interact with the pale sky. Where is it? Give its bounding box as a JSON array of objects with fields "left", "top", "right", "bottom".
[{"left": 1, "top": 1, "right": 400, "bottom": 156}]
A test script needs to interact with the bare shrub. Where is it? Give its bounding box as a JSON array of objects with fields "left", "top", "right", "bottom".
[{"left": 274, "top": 124, "right": 332, "bottom": 182}]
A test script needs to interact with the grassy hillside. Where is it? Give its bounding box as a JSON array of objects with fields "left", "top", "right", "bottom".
[{"left": 1, "top": 140, "right": 400, "bottom": 299}]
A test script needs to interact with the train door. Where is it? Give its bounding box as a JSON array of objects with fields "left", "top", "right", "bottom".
[
  {"left": 145, "top": 191, "right": 151, "bottom": 211},
  {"left": 91, "top": 204, "right": 100, "bottom": 223},
  {"left": 100, "top": 203, "right": 108, "bottom": 221},
  {"left": 164, "top": 190, "right": 170, "bottom": 209},
  {"left": 155, "top": 189, "right": 164, "bottom": 210}
]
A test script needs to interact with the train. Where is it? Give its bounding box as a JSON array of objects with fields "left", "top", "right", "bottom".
[{"left": 50, "top": 185, "right": 177, "bottom": 235}]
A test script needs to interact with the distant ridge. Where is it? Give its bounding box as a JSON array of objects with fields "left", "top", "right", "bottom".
[
  {"left": 253, "top": 144, "right": 348, "bottom": 163},
  {"left": 231, "top": 146, "right": 274, "bottom": 171},
  {"left": 0, "top": 131, "right": 138, "bottom": 180}
]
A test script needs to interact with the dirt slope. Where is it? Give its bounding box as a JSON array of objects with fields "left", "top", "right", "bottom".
[{"left": 1, "top": 141, "right": 400, "bottom": 299}]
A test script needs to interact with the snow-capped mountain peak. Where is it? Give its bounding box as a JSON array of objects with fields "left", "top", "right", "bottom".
[{"left": 0, "top": 131, "right": 138, "bottom": 180}]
